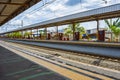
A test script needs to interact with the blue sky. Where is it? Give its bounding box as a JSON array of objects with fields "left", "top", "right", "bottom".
[
  {"left": 0, "top": 0, "right": 119, "bottom": 33},
  {"left": 65, "top": 0, "right": 82, "bottom": 6}
]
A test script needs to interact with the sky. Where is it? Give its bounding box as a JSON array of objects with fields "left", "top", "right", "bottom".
[{"left": 0, "top": 0, "right": 120, "bottom": 33}]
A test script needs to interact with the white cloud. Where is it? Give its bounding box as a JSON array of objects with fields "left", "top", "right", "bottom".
[
  {"left": 1, "top": 0, "right": 120, "bottom": 32},
  {"left": 47, "top": 3, "right": 67, "bottom": 11},
  {"left": 26, "top": 14, "right": 36, "bottom": 19},
  {"left": 19, "top": 0, "right": 117, "bottom": 23}
]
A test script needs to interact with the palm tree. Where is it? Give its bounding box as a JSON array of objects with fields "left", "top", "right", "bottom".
[
  {"left": 64, "top": 23, "right": 86, "bottom": 38},
  {"left": 76, "top": 26, "right": 86, "bottom": 34},
  {"left": 38, "top": 29, "right": 46, "bottom": 39},
  {"left": 104, "top": 18, "right": 120, "bottom": 41},
  {"left": 64, "top": 27, "right": 72, "bottom": 37}
]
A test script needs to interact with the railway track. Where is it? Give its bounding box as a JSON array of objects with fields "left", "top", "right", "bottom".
[
  {"left": 0, "top": 40, "right": 120, "bottom": 79},
  {"left": 3, "top": 39, "right": 120, "bottom": 70},
  {"left": 4, "top": 39, "right": 120, "bottom": 59}
]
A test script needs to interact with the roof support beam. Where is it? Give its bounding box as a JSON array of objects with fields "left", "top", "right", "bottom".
[
  {"left": 0, "top": 2, "right": 24, "bottom": 5},
  {"left": 0, "top": 0, "right": 41, "bottom": 26},
  {"left": 0, "top": 15, "right": 8, "bottom": 17}
]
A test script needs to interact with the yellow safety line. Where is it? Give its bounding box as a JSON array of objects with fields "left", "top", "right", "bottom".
[
  {"left": 1, "top": 41, "right": 114, "bottom": 80},
  {"left": 59, "top": 58, "right": 113, "bottom": 80},
  {"left": 0, "top": 43, "right": 93, "bottom": 80}
]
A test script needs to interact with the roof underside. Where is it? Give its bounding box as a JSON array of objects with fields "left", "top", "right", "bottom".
[{"left": 0, "top": 0, "right": 41, "bottom": 26}]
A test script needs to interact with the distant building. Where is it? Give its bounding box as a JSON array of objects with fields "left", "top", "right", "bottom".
[
  {"left": 86, "top": 28, "right": 108, "bottom": 41},
  {"left": 86, "top": 28, "right": 106, "bottom": 34},
  {"left": 86, "top": 28, "right": 120, "bottom": 41}
]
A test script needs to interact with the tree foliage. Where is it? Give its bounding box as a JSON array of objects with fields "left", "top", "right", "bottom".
[
  {"left": 7, "top": 32, "right": 22, "bottom": 38},
  {"left": 64, "top": 23, "right": 86, "bottom": 36},
  {"left": 104, "top": 18, "right": 120, "bottom": 38}
]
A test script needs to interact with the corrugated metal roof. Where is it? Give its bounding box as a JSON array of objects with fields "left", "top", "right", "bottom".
[{"left": 0, "top": 0, "right": 41, "bottom": 26}]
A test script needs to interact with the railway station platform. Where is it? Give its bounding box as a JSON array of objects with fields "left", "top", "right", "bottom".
[
  {"left": 0, "top": 39, "right": 120, "bottom": 80},
  {"left": 3, "top": 39, "right": 120, "bottom": 59},
  {"left": 8, "top": 39, "right": 120, "bottom": 48},
  {"left": 0, "top": 46, "right": 69, "bottom": 80}
]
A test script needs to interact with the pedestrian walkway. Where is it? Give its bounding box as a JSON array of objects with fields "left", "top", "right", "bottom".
[
  {"left": 0, "top": 46, "right": 69, "bottom": 80},
  {"left": 6, "top": 39, "right": 120, "bottom": 58},
  {"left": 1, "top": 40, "right": 119, "bottom": 80}
]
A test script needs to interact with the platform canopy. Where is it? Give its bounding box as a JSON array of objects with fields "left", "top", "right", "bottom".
[
  {"left": 0, "top": 0, "right": 41, "bottom": 26},
  {"left": 1, "top": 3, "right": 120, "bottom": 34}
]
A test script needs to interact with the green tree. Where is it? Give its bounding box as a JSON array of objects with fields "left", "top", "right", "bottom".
[
  {"left": 15, "top": 32, "right": 22, "bottom": 38},
  {"left": 104, "top": 18, "right": 120, "bottom": 41},
  {"left": 64, "top": 23, "right": 86, "bottom": 36},
  {"left": 39, "top": 30, "right": 45, "bottom": 35},
  {"left": 24, "top": 31, "right": 31, "bottom": 38}
]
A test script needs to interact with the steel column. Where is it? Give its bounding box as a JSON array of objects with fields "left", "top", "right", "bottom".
[
  {"left": 72, "top": 23, "right": 75, "bottom": 40},
  {"left": 45, "top": 27, "right": 47, "bottom": 40},
  {"left": 37, "top": 28, "right": 39, "bottom": 39},
  {"left": 96, "top": 20, "right": 99, "bottom": 41},
  {"left": 21, "top": 30, "right": 24, "bottom": 39},
  {"left": 31, "top": 29, "right": 33, "bottom": 39},
  {"left": 97, "top": 20, "right": 99, "bottom": 31},
  {"left": 56, "top": 26, "right": 58, "bottom": 40}
]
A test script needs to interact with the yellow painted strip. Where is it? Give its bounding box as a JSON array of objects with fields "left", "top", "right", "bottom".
[
  {"left": 2, "top": 41, "right": 113, "bottom": 80},
  {"left": 0, "top": 43, "right": 93, "bottom": 80},
  {"left": 59, "top": 58, "right": 113, "bottom": 80}
]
